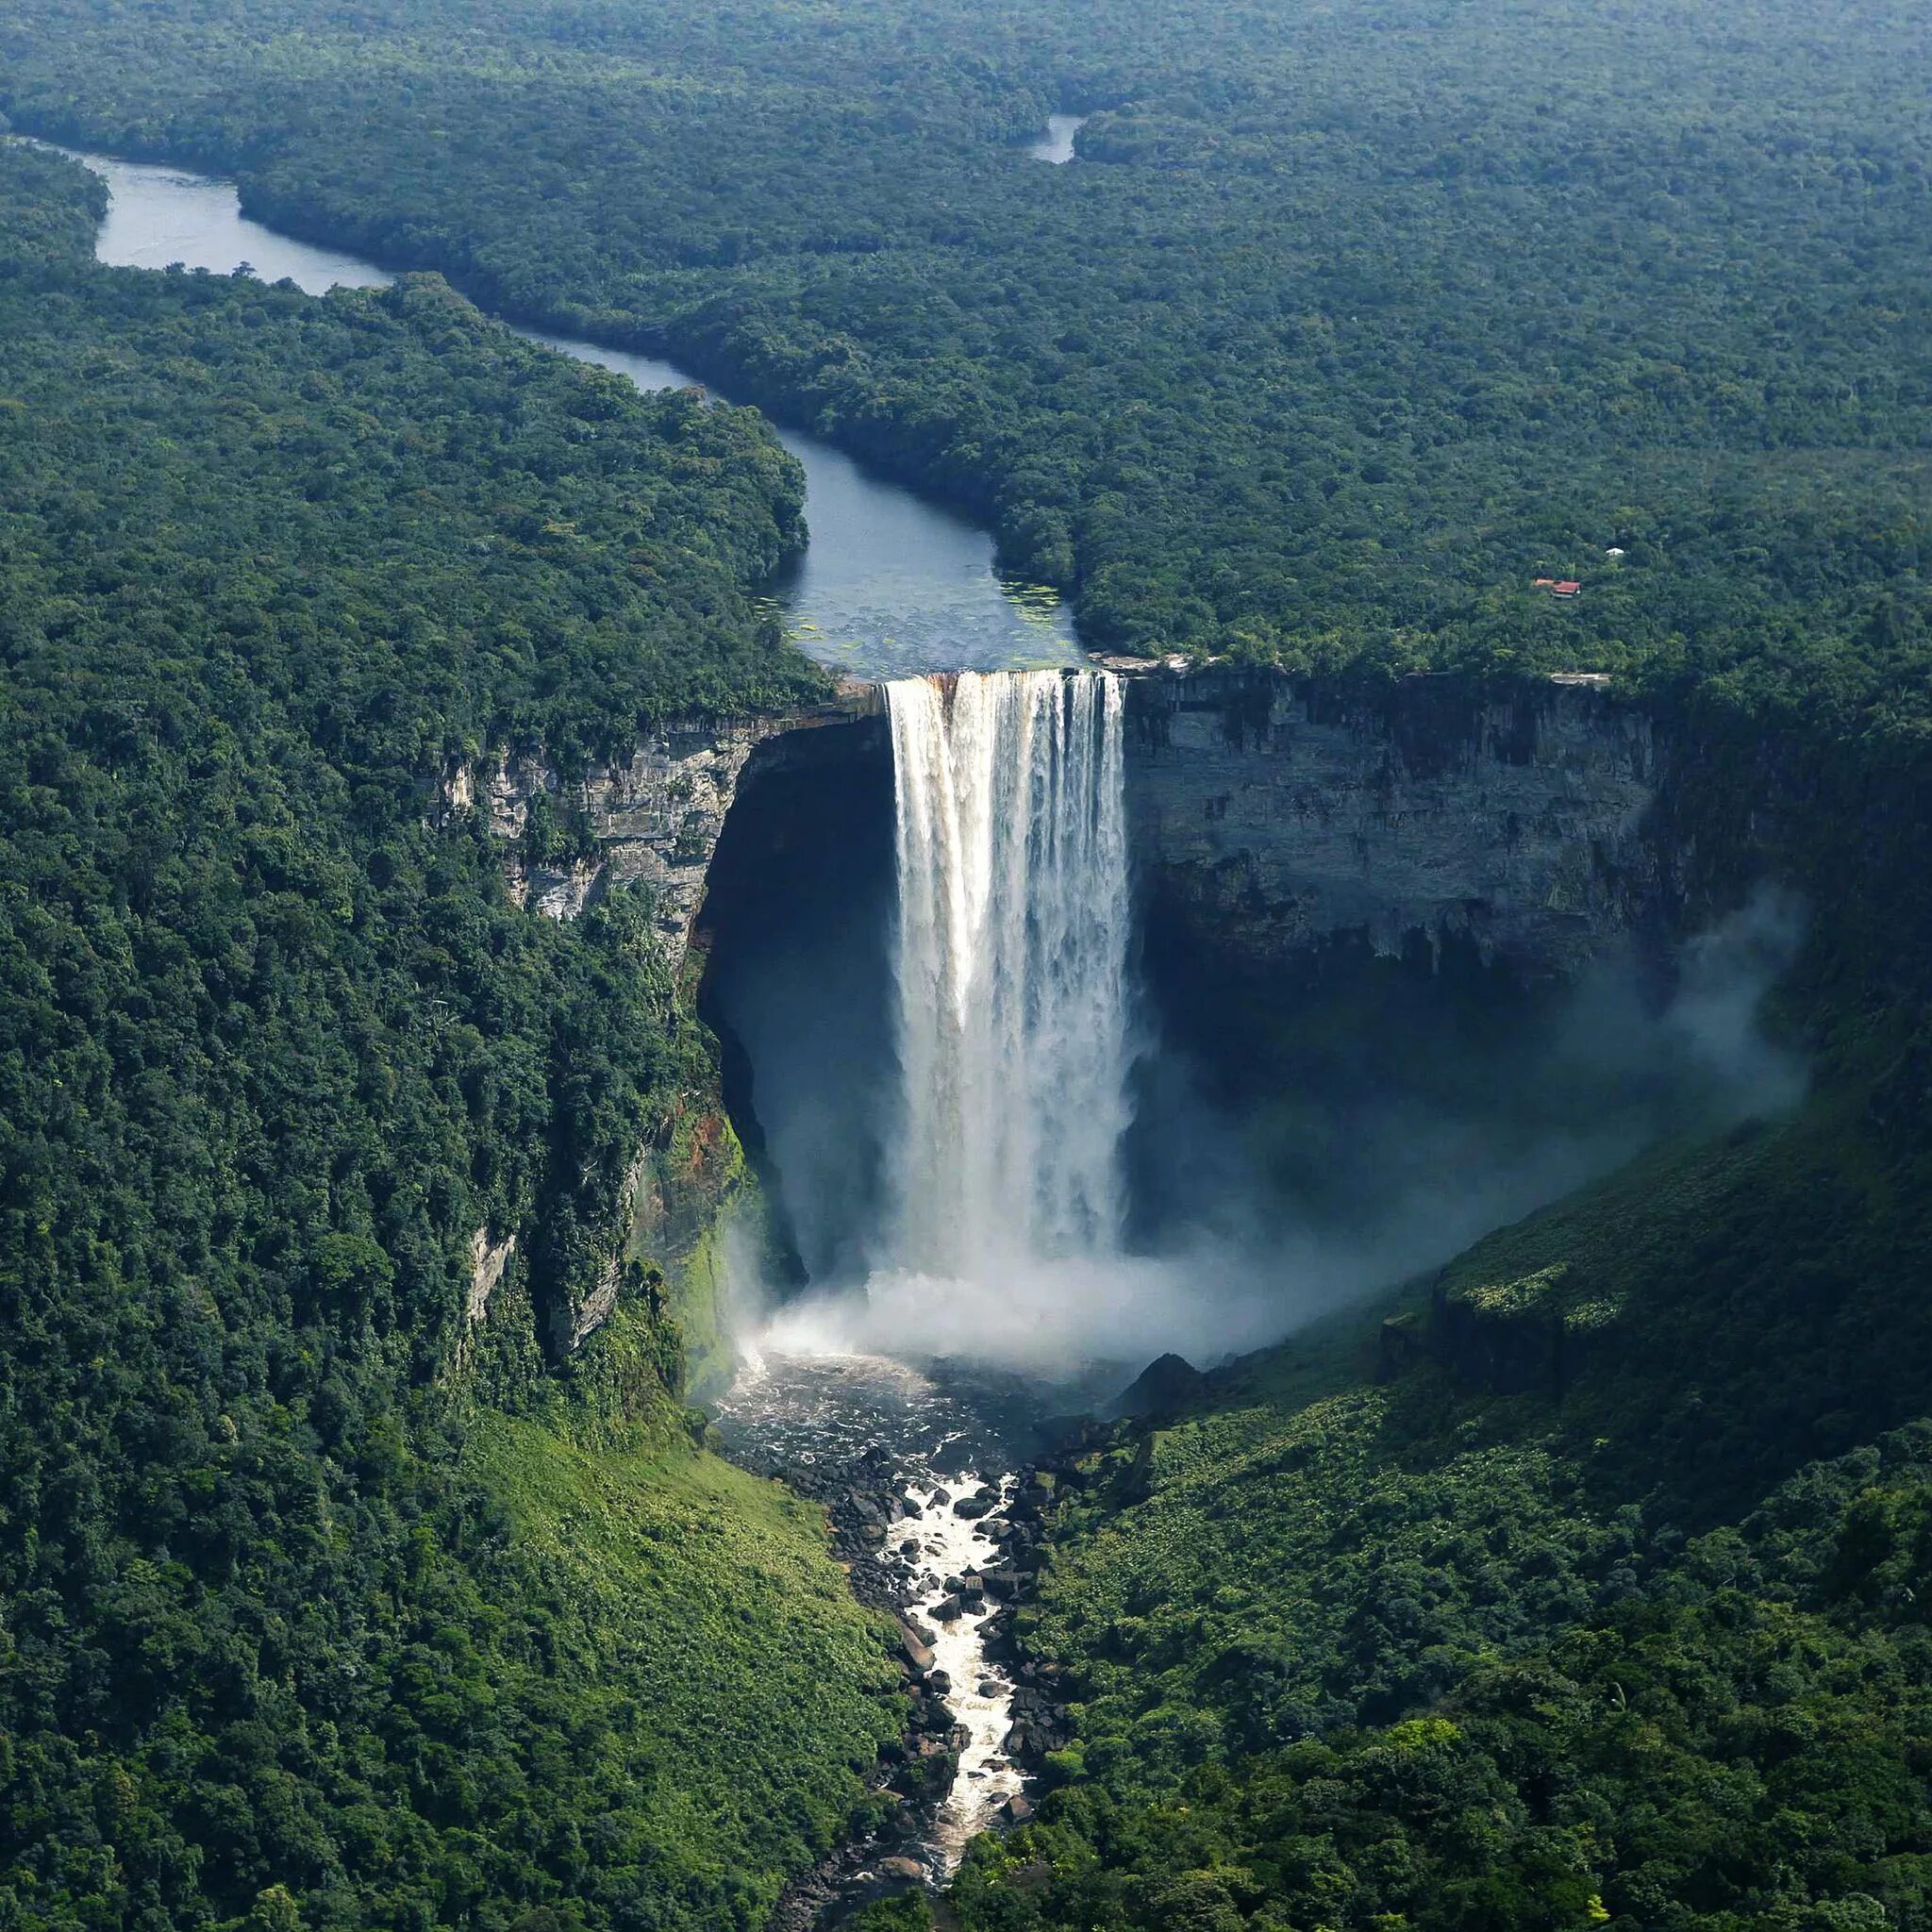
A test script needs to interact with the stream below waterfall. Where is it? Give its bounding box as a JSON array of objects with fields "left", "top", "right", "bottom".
[
  {"left": 712, "top": 1348, "right": 1124, "bottom": 1918},
  {"left": 712, "top": 1354, "right": 1074, "bottom": 1902}
]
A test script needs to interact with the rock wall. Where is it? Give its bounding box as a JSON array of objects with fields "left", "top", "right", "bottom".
[
  {"left": 440, "top": 664, "right": 1704, "bottom": 1362},
  {"left": 432, "top": 684, "right": 881, "bottom": 967},
  {"left": 466, "top": 1225, "right": 517, "bottom": 1325},
  {"left": 438, "top": 666, "right": 1674, "bottom": 987},
  {"left": 1122, "top": 669, "right": 1670, "bottom": 977},
  {"left": 429, "top": 690, "right": 880, "bottom": 1364}
]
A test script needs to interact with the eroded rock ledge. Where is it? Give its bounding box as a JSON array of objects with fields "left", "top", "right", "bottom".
[
  {"left": 1122, "top": 669, "right": 1669, "bottom": 978},
  {"left": 430, "top": 682, "right": 884, "bottom": 967}
]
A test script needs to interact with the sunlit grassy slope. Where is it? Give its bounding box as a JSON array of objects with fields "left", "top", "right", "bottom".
[{"left": 460, "top": 1401, "right": 904, "bottom": 1913}]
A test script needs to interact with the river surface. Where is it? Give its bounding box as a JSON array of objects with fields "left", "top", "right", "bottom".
[
  {"left": 1028, "top": 114, "right": 1089, "bottom": 163},
  {"left": 62, "top": 147, "right": 1083, "bottom": 682},
  {"left": 714, "top": 1347, "right": 1123, "bottom": 1915}
]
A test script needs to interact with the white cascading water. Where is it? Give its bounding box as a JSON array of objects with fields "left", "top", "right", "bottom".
[{"left": 882, "top": 669, "right": 1132, "bottom": 1279}]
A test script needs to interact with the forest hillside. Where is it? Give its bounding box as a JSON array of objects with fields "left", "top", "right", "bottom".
[{"left": 0, "top": 142, "right": 894, "bottom": 1932}]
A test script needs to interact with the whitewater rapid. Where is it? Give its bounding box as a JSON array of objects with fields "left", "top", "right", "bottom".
[
  {"left": 907, "top": 1472, "right": 1025, "bottom": 1867},
  {"left": 714, "top": 1351, "right": 1043, "bottom": 1895}
]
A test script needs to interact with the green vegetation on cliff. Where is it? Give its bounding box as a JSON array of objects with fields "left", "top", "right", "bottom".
[
  {"left": 1, "top": 0, "right": 1927, "bottom": 724},
  {"left": 0, "top": 142, "right": 889, "bottom": 1932}
]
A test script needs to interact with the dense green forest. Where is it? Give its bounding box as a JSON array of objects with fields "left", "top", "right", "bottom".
[
  {"left": 4, "top": 2, "right": 1932, "bottom": 1929},
  {"left": 0, "top": 142, "right": 900, "bottom": 1932},
  {"left": 925, "top": 1061, "right": 1932, "bottom": 1932},
  {"left": 1, "top": 0, "right": 1927, "bottom": 727}
]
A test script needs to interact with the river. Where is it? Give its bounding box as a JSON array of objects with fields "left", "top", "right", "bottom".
[
  {"left": 63, "top": 147, "right": 1083, "bottom": 683},
  {"left": 57, "top": 142, "right": 1093, "bottom": 1911},
  {"left": 712, "top": 1354, "right": 1056, "bottom": 1908}
]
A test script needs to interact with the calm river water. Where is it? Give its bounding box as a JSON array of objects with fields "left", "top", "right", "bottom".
[{"left": 66, "top": 147, "right": 1083, "bottom": 682}]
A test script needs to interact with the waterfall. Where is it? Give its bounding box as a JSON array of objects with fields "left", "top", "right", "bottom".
[{"left": 882, "top": 670, "right": 1132, "bottom": 1279}]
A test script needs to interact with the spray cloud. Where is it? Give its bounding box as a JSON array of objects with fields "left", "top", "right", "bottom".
[{"left": 732, "top": 672, "right": 1806, "bottom": 1376}]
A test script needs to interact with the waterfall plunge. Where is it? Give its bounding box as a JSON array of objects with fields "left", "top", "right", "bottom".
[
  {"left": 758, "top": 666, "right": 1230, "bottom": 1368},
  {"left": 882, "top": 670, "right": 1133, "bottom": 1279}
]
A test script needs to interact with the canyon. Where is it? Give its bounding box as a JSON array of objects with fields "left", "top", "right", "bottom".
[
  {"left": 448, "top": 665, "right": 1677, "bottom": 1012},
  {"left": 421, "top": 662, "right": 1723, "bottom": 1388}
]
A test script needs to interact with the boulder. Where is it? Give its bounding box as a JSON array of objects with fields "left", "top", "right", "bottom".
[{"left": 1114, "top": 1351, "right": 1208, "bottom": 1420}]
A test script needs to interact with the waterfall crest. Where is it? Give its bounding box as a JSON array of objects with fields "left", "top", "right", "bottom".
[{"left": 882, "top": 670, "right": 1132, "bottom": 1279}]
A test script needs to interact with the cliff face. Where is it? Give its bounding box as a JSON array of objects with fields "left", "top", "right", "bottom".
[
  {"left": 444, "top": 665, "right": 1675, "bottom": 994},
  {"left": 1122, "top": 670, "right": 1670, "bottom": 978},
  {"left": 433, "top": 686, "right": 881, "bottom": 969},
  {"left": 440, "top": 667, "right": 1706, "bottom": 1362},
  {"left": 429, "top": 690, "right": 884, "bottom": 1362}
]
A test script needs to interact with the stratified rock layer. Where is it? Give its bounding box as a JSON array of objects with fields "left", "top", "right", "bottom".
[
  {"left": 1122, "top": 670, "right": 1666, "bottom": 976},
  {"left": 432, "top": 685, "right": 882, "bottom": 966}
]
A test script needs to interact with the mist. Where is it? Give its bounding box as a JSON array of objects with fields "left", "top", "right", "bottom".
[{"left": 726, "top": 890, "right": 1806, "bottom": 1379}]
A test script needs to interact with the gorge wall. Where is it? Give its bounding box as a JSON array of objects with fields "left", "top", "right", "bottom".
[
  {"left": 439, "top": 667, "right": 1688, "bottom": 991},
  {"left": 429, "top": 688, "right": 888, "bottom": 1372},
  {"left": 441, "top": 666, "right": 1734, "bottom": 1361},
  {"left": 431, "top": 683, "right": 884, "bottom": 968},
  {"left": 1120, "top": 669, "right": 1674, "bottom": 981}
]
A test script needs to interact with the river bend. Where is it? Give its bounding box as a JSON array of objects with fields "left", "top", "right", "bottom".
[{"left": 60, "top": 145, "right": 1083, "bottom": 683}]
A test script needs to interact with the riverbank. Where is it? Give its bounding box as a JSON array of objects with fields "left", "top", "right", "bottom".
[{"left": 38, "top": 138, "right": 1084, "bottom": 684}]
